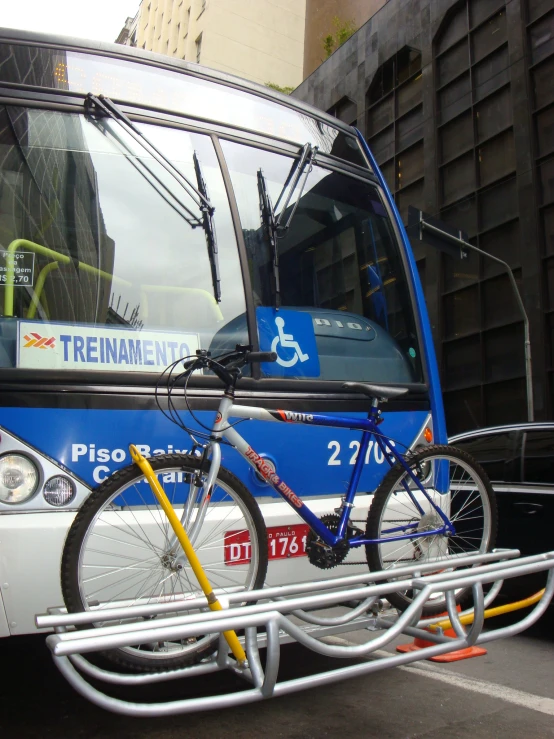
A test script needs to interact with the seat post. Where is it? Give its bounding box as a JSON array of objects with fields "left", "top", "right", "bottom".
[{"left": 368, "top": 395, "right": 382, "bottom": 422}]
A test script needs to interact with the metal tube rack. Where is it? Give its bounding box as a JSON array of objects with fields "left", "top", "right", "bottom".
[{"left": 36, "top": 549, "right": 554, "bottom": 717}]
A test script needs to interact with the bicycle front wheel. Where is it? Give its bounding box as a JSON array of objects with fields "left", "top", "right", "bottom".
[
  {"left": 365, "top": 445, "right": 497, "bottom": 615},
  {"left": 62, "top": 453, "right": 268, "bottom": 672}
]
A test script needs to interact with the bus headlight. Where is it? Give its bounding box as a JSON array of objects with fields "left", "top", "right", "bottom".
[
  {"left": 43, "top": 476, "right": 76, "bottom": 507},
  {"left": 0, "top": 454, "right": 39, "bottom": 504}
]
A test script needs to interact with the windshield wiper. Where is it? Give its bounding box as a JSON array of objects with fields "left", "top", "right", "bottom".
[
  {"left": 85, "top": 94, "right": 221, "bottom": 303},
  {"left": 193, "top": 152, "right": 220, "bottom": 302},
  {"left": 257, "top": 143, "right": 316, "bottom": 308},
  {"left": 257, "top": 167, "right": 279, "bottom": 307}
]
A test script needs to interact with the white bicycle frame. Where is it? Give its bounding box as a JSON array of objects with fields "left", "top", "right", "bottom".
[{"left": 184, "top": 394, "right": 296, "bottom": 546}]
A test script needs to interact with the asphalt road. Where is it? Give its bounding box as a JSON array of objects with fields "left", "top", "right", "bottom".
[{"left": 1, "top": 607, "right": 553, "bottom": 739}]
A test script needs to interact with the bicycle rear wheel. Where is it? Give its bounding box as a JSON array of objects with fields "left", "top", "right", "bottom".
[
  {"left": 365, "top": 445, "right": 497, "bottom": 616},
  {"left": 62, "top": 453, "right": 267, "bottom": 672}
]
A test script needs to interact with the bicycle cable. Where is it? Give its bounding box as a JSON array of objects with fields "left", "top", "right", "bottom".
[
  {"left": 155, "top": 352, "right": 250, "bottom": 448},
  {"left": 155, "top": 351, "right": 426, "bottom": 462}
]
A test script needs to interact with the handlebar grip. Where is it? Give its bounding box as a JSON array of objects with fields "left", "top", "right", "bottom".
[
  {"left": 247, "top": 351, "right": 278, "bottom": 363},
  {"left": 183, "top": 357, "right": 202, "bottom": 370}
]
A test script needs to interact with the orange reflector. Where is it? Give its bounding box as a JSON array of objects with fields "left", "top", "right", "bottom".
[{"left": 424, "top": 427, "right": 433, "bottom": 443}]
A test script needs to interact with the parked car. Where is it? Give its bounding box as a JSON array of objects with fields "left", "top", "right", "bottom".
[{"left": 450, "top": 423, "right": 554, "bottom": 598}]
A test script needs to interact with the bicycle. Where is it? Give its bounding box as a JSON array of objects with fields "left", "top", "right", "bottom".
[{"left": 61, "top": 346, "right": 497, "bottom": 672}]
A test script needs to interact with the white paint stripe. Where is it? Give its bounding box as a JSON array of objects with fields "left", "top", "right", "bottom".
[
  {"left": 397, "top": 662, "right": 554, "bottom": 716},
  {"left": 324, "top": 638, "right": 554, "bottom": 717}
]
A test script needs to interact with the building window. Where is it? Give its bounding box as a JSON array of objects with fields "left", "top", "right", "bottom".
[
  {"left": 198, "top": 0, "right": 206, "bottom": 18},
  {"left": 435, "top": 2, "right": 516, "bottom": 211},
  {"left": 195, "top": 33, "right": 202, "bottom": 63},
  {"left": 327, "top": 96, "right": 357, "bottom": 126},
  {"left": 440, "top": 111, "right": 473, "bottom": 162},
  {"left": 471, "top": 10, "right": 507, "bottom": 63},
  {"left": 431, "top": 0, "right": 535, "bottom": 430},
  {"left": 367, "top": 47, "right": 422, "bottom": 107},
  {"left": 529, "top": 11, "right": 554, "bottom": 64},
  {"left": 532, "top": 55, "right": 554, "bottom": 109},
  {"left": 366, "top": 46, "right": 423, "bottom": 219}
]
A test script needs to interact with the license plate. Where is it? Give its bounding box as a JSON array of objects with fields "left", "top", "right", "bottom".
[{"left": 224, "top": 524, "right": 311, "bottom": 565}]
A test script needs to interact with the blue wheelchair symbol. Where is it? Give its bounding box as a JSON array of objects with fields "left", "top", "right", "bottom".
[{"left": 257, "top": 308, "right": 320, "bottom": 377}]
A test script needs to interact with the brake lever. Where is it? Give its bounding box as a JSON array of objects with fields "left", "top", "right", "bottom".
[{"left": 183, "top": 348, "right": 213, "bottom": 371}]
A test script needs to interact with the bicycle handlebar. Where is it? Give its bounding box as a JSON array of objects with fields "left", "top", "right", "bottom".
[
  {"left": 182, "top": 349, "right": 277, "bottom": 384},
  {"left": 245, "top": 351, "right": 277, "bottom": 364}
]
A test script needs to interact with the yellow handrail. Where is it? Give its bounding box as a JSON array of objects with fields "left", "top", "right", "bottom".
[
  {"left": 3, "top": 238, "right": 130, "bottom": 317},
  {"left": 129, "top": 445, "right": 247, "bottom": 667},
  {"left": 26, "top": 261, "right": 59, "bottom": 319}
]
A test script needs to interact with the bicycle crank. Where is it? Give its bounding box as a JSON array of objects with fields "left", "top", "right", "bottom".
[{"left": 305, "top": 514, "right": 358, "bottom": 569}]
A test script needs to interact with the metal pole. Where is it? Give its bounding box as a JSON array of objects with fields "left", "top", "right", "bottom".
[{"left": 420, "top": 220, "right": 534, "bottom": 422}]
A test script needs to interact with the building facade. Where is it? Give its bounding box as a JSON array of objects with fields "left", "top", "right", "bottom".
[
  {"left": 116, "top": 0, "right": 306, "bottom": 88},
  {"left": 114, "top": 15, "right": 139, "bottom": 46},
  {"left": 303, "top": 0, "right": 386, "bottom": 78},
  {"left": 293, "top": 0, "right": 554, "bottom": 434}
]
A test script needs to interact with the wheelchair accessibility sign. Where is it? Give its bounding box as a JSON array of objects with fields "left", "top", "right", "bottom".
[{"left": 257, "top": 307, "right": 320, "bottom": 377}]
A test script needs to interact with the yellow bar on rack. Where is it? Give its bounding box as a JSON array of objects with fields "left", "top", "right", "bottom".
[
  {"left": 431, "top": 588, "right": 546, "bottom": 632},
  {"left": 129, "top": 444, "right": 247, "bottom": 666}
]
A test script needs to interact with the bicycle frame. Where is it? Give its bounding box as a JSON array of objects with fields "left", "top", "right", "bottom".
[{"left": 188, "top": 393, "right": 455, "bottom": 550}]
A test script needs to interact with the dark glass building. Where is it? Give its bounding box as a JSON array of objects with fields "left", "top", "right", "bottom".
[{"left": 293, "top": 0, "right": 554, "bottom": 434}]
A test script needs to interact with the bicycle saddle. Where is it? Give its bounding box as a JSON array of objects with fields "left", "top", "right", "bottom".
[{"left": 342, "top": 382, "right": 409, "bottom": 400}]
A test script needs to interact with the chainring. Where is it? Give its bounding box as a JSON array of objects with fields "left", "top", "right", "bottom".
[{"left": 305, "top": 514, "right": 357, "bottom": 570}]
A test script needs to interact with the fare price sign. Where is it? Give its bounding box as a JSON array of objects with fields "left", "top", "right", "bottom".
[
  {"left": 224, "top": 524, "right": 311, "bottom": 565},
  {"left": 0, "top": 251, "right": 35, "bottom": 286}
]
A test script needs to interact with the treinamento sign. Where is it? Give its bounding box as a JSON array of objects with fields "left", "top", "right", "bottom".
[{"left": 17, "top": 321, "right": 199, "bottom": 372}]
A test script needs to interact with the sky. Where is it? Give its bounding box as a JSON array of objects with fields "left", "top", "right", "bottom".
[{"left": 2, "top": 0, "right": 141, "bottom": 44}]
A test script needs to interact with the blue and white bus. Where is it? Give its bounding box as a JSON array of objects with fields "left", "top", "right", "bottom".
[{"left": 0, "top": 27, "right": 446, "bottom": 641}]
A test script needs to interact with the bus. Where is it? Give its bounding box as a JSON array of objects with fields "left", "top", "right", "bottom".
[{"left": 0, "top": 26, "right": 446, "bottom": 641}]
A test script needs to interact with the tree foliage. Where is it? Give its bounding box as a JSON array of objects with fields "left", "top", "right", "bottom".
[
  {"left": 265, "top": 82, "right": 295, "bottom": 95},
  {"left": 323, "top": 16, "right": 357, "bottom": 58}
]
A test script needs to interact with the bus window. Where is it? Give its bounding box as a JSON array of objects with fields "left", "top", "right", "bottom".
[
  {"left": 0, "top": 107, "right": 245, "bottom": 373},
  {"left": 216, "top": 140, "right": 422, "bottom": 384},
  {"left": 0, "top": 44, "right": 369, "bottom": 169}
]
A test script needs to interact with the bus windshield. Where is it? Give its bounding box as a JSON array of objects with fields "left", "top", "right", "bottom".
[
  {"left": 0, "top": 104, "right": 422, "bottom": 383},
  {"left": 212, "top": 140, "right": 423, "bottom": 384},
  {"left": 0, "top": 106, "right": 245, "bottom": 372}
]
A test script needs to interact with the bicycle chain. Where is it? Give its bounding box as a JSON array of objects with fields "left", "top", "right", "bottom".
[{"left": 307, "top": 517, "right": 369, "bottom": 566}]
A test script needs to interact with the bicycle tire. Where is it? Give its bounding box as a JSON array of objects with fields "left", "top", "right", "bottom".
[
  {"left": 61, "top": 453, "right": 268, "bottom": 672},
  {"left": 365, "top": 445, "right": 497, "bottom": 616}
]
